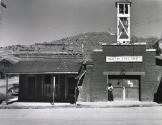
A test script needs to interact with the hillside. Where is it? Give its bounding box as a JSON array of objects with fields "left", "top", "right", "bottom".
[{"left": 2, "top": 32, "right": 160, "bottom": 60}]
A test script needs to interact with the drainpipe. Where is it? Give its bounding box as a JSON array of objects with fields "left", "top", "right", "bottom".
[
  {"left": 75, "top": 83, "right": 78, "bottom": 105},
  {"left": 6, "top": 74, "right": 8, "bottom": 105},
  {"left": 51, "top": 76, "right": 55, "bottom": 105}
]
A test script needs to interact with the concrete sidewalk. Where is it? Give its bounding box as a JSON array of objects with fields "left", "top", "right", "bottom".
[
  {"left": 77, "top": 101, "right": 161, "bottom": 108},
  {"left": 0, "top": 101, "right": 161, "bottom": 109}
]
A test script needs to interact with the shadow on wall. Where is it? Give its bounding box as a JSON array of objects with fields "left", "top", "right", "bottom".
[{"left": 154, "top": 78, "right": 162, "bottom": 103}]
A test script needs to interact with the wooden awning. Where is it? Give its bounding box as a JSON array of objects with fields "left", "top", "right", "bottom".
[{"left": 5, "top": 59, "right": 82, "bottom": 74}]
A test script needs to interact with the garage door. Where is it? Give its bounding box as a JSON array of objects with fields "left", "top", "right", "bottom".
[{"left": 109, "top": 76, "right": 140, "bottom": 101}]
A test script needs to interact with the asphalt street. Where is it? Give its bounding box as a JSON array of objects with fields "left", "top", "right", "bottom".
[{"left": 0, "top": 106, "right": 162, "bottom": 125}]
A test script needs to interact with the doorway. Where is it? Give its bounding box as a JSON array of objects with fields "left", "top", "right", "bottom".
[
  {"left": 43, "top": 75, "right": 53, "bottom": 101},
  {"left": 108, "top": 75, "right": 140, "bottom": 101},
  {"left": 43, "top": 75, "right": 77, "bottom": 103},
  {"left": 65, "top": 77, "right": 77, "bottom": 103},
  {"left": 27, "top": 76, "right": 36, "bottom": 101}
]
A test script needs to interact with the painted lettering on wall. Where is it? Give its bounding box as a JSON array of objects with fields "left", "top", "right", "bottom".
[{"left": 106, "top": 56, "right": 143, "bottom": 62}]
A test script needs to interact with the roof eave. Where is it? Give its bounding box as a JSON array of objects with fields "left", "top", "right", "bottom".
[{"left": 6, "top": 72, "right": 79, "bottom": 75}]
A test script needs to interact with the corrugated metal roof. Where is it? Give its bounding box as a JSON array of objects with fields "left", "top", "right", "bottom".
[{"left": 6, "top": 58, "right": 82, "bottom": 74}]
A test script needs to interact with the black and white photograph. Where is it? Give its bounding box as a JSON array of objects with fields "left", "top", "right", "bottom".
[{"left": 0, "top": 0, "right": 162, "bottom": 125}]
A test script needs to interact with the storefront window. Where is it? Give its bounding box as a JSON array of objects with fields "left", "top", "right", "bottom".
[{"left": 45, "top": 76, "right": 52, "bottom": 84}]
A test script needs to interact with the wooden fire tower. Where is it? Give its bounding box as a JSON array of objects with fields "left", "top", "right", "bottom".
[{"left": 116, "top": 0, "right": 131, "bottom": 44}]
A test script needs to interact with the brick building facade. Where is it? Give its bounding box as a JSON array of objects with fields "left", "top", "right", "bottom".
[{"left": 79, "top": 44, "right": 160, "bottom": 102}]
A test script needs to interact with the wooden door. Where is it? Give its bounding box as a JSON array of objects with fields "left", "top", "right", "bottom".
[
  {"left": 43, "top": 75, "right": 53, "bottom": 101},
  {"left": 65, "top": 77, "right": 77, "bottom": 103},
  {"left": 109, "top": 76, "right": 140, "bottom": 101},
  {"left": 27, "top": 76, "right": 36, "bottom": 101}
]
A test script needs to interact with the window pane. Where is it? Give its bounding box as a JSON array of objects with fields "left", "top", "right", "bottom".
[
  {"left": 119, "top": 4, "right": 124, "bottom": 14},
  {"left": 125, "top": 4, "right": 128, "bottom": 14}
]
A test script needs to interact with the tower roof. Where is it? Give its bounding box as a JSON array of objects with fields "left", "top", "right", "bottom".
[
  {"left": 115, "top": 0, "right": 131, "bottom": 7},
  {"left": 116, "top": 0, "right": 131, "bottom": 3}
]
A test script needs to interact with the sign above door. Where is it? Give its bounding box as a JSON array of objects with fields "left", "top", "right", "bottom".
[{"left": 106, "top": 56, "right": 143, "bottom": 62}]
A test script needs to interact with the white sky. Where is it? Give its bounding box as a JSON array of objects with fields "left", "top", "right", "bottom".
[{"left": 0, "top": 0, "right": 162, "bottom": 46}]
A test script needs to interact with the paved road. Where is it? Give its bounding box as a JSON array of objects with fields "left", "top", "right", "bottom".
[{"left": 0, "top": 107, "right": 162, "bottom": 125}]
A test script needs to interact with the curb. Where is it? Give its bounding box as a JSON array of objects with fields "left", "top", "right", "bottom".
[{"left": 0, "top": 103, "right": 161, "bottom": 109}]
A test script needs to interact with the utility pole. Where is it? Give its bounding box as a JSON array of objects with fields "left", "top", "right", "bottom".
[{"left": 0, "top": 0, "right": 7, "bottom": 104}]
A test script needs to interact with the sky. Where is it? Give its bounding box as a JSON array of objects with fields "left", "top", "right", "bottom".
[{"left": 0, "top": 0, "right": 162, "bottom": 46}]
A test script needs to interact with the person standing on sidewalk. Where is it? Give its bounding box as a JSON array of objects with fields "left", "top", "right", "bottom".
[{"left": 107, "top": 83, "right": 114, "bottom": 101}]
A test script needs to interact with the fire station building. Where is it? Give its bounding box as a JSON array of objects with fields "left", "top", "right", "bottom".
[
  {"left": 78, "top": 0, "right": 161, "bottom": 102},
  {"left": 79, "top": 44, "right": 160, "bottom": 102}
]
